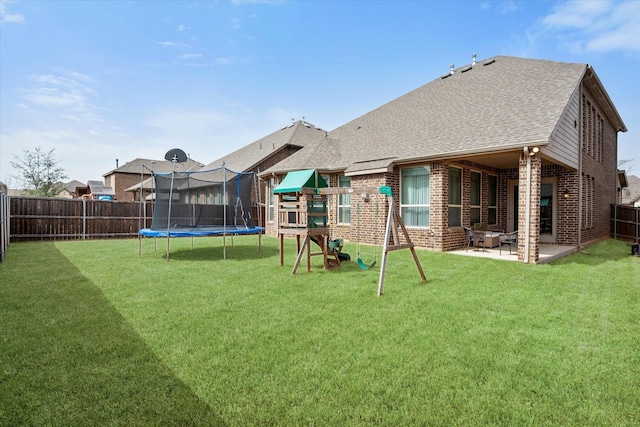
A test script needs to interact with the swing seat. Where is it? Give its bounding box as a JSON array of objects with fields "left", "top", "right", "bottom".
[{"left": 357, "top": 257, "right": 376, "bottom": 270}]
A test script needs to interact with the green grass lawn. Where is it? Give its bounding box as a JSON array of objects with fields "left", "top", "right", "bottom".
[{"left": 1, "top": 236, "right": 639, "bottom": 426}]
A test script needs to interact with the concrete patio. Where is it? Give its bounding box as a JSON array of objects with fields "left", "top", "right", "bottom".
[{"left": 450, "top": 243, "right": 577, "bottom": 264}]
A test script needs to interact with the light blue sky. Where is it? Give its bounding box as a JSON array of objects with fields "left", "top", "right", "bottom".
[{"left": 1, "top": 0, "right": 638, "bottom": 183}]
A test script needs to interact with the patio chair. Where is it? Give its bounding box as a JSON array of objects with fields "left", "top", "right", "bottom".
[
  {"left": 464, "top": 227, "right": 474, "bottom": 251},
  {"left": 470, "top": 230, "right": 487, "bottom": 252},
  {"left": 499, "top": 231, "right": 518, "bottom": 255}
]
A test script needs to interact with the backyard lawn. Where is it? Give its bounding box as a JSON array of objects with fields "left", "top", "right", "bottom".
[{"left": 1, "top": 236, "right": 638, "bottom": 426}]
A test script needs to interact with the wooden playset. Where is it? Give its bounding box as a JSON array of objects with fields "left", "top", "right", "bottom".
[{"left": 274, "top": 169, "right": 426, "bottom": 295}]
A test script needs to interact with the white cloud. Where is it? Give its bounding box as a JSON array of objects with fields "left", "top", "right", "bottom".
[
  {"left": 541, "top": 0, "right": 640, "bottom": 54},
  {"left": 20, "top": 70, "right": 102, "bottom": 122},
  {"left": 0, "top": 0, "right": 25, "bottom": 24},
  {"left": 497, "top": 1, "right": 519, "bottom": 14},
  {"left": 180, "top": 53, "right": 202, "bottom": 59},
  {"left": 157, "top": 40, "right": 191, "bottom": 49}
]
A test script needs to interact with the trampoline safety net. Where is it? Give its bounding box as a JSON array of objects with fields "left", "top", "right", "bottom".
[{"left": 148, "top": 166, "right": 256, "bottom": 233}]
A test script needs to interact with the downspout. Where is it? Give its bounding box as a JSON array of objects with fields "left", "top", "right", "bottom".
[{"left": 524, "top": 146, "right": 531, "bottom": 263}]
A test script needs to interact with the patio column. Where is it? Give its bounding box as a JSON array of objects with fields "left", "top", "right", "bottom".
[{"left": 518, "top": 149, "right": 541, "bottom": 263}]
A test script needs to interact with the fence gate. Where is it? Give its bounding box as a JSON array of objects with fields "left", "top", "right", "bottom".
[{"left": 611, "top": 204, "right": 640, "bottom": 243}]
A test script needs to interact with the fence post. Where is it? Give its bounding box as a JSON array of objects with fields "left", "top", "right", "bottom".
[
  {"left": 613, "top": 205, "right": 618, "bottom": 239},
  {"left": 82, "top": 198, "right": 87, "bottom": 240},
  {"left": 0, "top": 192, "right": 8, "bottom": 263},
  {"left": 636, "top": 207, "right": 640, "bottom": 243}
]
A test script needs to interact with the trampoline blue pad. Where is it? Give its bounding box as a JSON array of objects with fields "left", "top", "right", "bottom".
[{"left": 140, "top": 226, "right": 264, "bottom": 238}]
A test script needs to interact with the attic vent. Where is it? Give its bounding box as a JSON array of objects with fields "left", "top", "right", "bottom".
[
  {"left": 441, "top": 74, "right": 451, "bottom": 79},
  {"left": 483, "top": 59, "right": 496, "bottom": 66},
  {"left": 460, "top": 66, "right": 472, "bottom": 73}
]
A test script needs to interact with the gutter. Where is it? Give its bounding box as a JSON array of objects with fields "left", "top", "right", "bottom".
[{"left": 578, "top": 83, "right": 583, "bottom": 250}]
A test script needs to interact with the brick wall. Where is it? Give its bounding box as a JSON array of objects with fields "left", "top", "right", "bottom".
[
  {"left": 519, "top": 151, "right": 541, "bottom": 263},
  {"left": 111, "top": 173, "right": 145, "bottom": 202},
  {"left": 580, "top": 85, "right": 618, "bottom": 245}
]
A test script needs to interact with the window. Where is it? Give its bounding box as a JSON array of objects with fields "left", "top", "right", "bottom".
[
  {"left": 487, "top": 175, "right": 497, "bottom": 225},
  {"left": 470, "top": 171, "right": 481, "bottom": 226},
  {"left": 582, "top": 95, "right": 605, "bottom": 165},
  {"left": 338, "top": 175, "right": 351, "bottom": 224},
  {"left": 582, "top": 173, "right": 594, "bottom": 230},
  {"left": 448, "top": 167, "right": 462, "bottom": 227},
  {"left": 268, "top": 178, "right": 275, "bottom": 222},
  {"left": 400, "top": 166, "right": 430, "bottom": 227}
]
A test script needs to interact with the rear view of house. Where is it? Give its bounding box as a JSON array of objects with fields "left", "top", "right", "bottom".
[{"left": 263, "top": 55, "right": 627, "bottom": 263}]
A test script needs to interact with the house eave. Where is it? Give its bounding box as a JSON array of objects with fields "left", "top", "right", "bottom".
[
  {"left": 393, "top": 140, "right": 550, "bottom": 167},
  {"left": 583, "top": 66, "right": 627, "bottom": 133}
]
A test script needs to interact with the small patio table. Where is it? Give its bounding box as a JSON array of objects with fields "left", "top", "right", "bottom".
[{"left": 484, "top": 231, "right": 502, "bottom": 248}]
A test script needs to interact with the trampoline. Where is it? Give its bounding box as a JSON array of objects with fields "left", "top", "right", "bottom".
[
  {"left": 138, "top": 154, "right": 263, "bottom": 260},
  {"left": 139, "top": 226, "right": 264, "bottom": 238}
]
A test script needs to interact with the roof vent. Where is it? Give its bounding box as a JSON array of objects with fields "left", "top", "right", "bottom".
[
  {"left": 472, "top": 53, "right": 477, "bottom": 66},
  {"left": 450, "top": 64, "right": 455, "bottom": 75}
]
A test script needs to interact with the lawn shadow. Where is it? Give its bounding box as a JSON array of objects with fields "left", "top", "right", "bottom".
[{"left": 1, "top": 242, "right": 226, "bottom": 426}]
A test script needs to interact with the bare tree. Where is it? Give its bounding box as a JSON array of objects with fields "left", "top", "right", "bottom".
[
  {"left": 618, "top": 159, "right": 635, "bottom": 174},
  {"left": 10, "top": 147, "right": 68, "bottom": 197}
]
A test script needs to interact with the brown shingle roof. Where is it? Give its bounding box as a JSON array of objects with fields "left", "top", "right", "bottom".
[
  {"left": 199, "top": 120, "right": 326, "bottom": 172},
  {"left": 266, "top": 55, "right": 624, "bottom": 175},
  {"left": 104, "top": 157, "right": 204, "bottom": 176}
]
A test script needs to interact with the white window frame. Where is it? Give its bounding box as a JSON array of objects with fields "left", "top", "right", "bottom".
[
  {"left": 470, "top": 171, "right": 481, "bottom": 226},
  {"left": 400, "top": 166, "right": 430, "bottom": 228},
  {"left": 338, "top": 175, "right": 351, "bottom": 225},
  {"left": 268, "top": 178, "right": 275, "bottom": 223},
  {"left": 487, "top": 174, "right": 498, "bottom": 226},
  {"left": 448, "top": 166, "right": 462, "bottom": 228}
]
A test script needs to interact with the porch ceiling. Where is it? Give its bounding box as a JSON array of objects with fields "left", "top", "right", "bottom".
[{"left": 454, "top": 150, "right": 557, "bottom": 170}]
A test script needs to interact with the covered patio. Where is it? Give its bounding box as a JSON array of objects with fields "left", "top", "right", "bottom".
[{"left": 450, "top": 243, "right": 577, "bottom": 264}]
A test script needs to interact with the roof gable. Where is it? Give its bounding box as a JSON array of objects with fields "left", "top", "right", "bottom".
[{"left": 200, "top": 120, "right": 326, "bottom": 172}]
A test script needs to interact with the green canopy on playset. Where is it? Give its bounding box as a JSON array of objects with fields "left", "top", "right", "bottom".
[{"left": 273, "top": 169, "right": 328, "bottom": 193}]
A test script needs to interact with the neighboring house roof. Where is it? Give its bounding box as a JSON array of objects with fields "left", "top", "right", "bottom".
[
  {"left": 265, "top": 55, "right": 626, "bottom": 176},
  {"left": 199, "top": 120, "right": 326, "bottom": 172},
  {"left": 123, "top": 120, "right": 325, "bottom": 193},
  {"left": 62, "top": 180, "right": 85, "bottom": 194},
  {"left": 87, "top": 180, "right": 115, "bottom": 196},
  {"left": 618, "top": 170, "right": 628, "bottom": 188},
  {"left": 103, "top": 157, "right": 204, "bottom": 177},
  {"left": 621, "top": 174, "right": 640, "bottom": 205}
]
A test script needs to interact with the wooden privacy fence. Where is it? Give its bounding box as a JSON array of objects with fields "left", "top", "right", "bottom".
[
  {"left": 611, "top": 204, "right": 639, "bottom": 243},
  {"left": 9, "top": 196, "right": 154, "bottom": 242}
]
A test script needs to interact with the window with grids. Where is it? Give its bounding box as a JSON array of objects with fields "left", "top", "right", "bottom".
[
  {"left": 582, "top": 173, "right": 594, "bottom": 230},
  {"left": 470, "top": 171, "right": 481, "bottom": 226},
  {"left": 582, "top": 95, "right": 604, "bottom": 164},
  {"left": 448, "top": 167, "right": 462, "bottom": 227},
  {"left": 268, "top": 178, "right": 275, "bottom": 222},
  {"left": 487, "top": 175, "right": 497, "bottom": 225},
  {"left": 400, "top": 166, "right": 430, "bottom": 227},
  {"left": 338, "top": 175, "right": 351, "bottom": 224}
]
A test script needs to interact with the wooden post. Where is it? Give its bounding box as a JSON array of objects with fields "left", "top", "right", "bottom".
[{"left": 377, "top": 187, "right": 426, "bottom": 296}]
